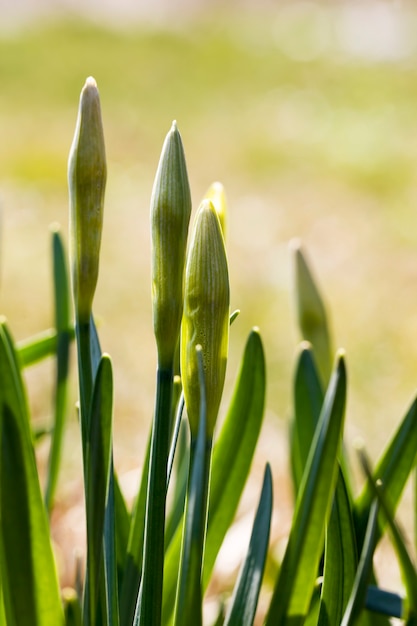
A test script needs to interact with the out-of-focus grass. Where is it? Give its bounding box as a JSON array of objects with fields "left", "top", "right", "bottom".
[{"left": 2, "top": 5, "right": 417, "bottom": 491}]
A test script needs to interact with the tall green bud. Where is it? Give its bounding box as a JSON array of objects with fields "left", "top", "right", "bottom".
[
  {"left": 181, "top": 200, "right": 230, "bottom": 437},
  {"left": 68, "top": 77, "right": 106, "bottom": 324},
  {"left": 151, "top": 121, "right": 192, "bottom": 368}
]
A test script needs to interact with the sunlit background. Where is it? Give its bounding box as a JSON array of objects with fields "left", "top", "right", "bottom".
[{"left": 1, "top": 0, "right": 417, "bottom": 613}]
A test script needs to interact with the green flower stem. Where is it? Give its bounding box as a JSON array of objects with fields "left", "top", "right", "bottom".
[
  {"left": 75, "top": 318, "right": 95, "bottom": 626},
  {"left": 138, "top": 365, "right": 174, "bottom": 626},
  {"left": 76, "top": 319, "right": 93, "bottom": 457}
]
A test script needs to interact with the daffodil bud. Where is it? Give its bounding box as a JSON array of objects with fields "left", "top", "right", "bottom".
[
  {"left": 151, "top": 121, "right": 191, "bottom": 368},
  {"left": 203, "top": 181, "right": 227, "bottom": 240},
  {"left": 68, "top": 77, "right": 106, "bottom": 324},
  {"left": 181, "top": 200, "right": 230, "bottom": 437}
]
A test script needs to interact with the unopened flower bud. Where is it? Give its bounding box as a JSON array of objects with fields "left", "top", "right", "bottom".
[
  {"left": 203, "top": 181, "right": 227, "bottom": 240},
  {"left": 151, "top": 121, "right": 191, "bottom": 368},
  {"left": 68, "top": 77, "right": 106, "bottom": 324},
  {"left": 181, "top": 200, "right": 230, "bottom": 437}
]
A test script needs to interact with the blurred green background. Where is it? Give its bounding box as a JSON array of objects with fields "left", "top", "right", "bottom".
[{"left": 1, "top": 0, "right": 417, "bottom": 591}]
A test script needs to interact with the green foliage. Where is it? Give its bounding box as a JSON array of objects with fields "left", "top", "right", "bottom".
[{"left": 1, "top": 76, "right": 417, "bottom": 626}]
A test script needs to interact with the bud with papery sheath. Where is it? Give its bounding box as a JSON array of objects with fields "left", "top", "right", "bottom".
[
  {"left": 181, "top": 200, "right": 230, "bottom": 437},
  {"left": 203, "top": 181, "right": 227, "bottom": 240},
  {"left": 151, "top": 121, "right": 192, "bottom": 368},
  {"left": 68, "top": 77, "right": 106, "bottom": 324}
]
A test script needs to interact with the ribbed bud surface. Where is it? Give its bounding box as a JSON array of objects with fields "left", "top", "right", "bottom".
[
  {"left": 181, "top": 200, "right": 230, "bottom": 437},
  {"left": 151, "top": 121, "right": 191, "bottom": 368},
  {"left": 68, "top": 76, "right": 106, "bottom": 323}
]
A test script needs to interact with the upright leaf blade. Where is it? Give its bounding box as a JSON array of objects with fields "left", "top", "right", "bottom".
[
  {"left": 265, "top": 353, "right": 347, "bottom": 625},
  {"left": 45, "top": 227, "right": 71, "bottom": 512},
  {"left": 293, "top": 241, "right": 333, "bottom": 387},
  {"left": 224, "top": 464, "right": 273, "bottom": 626},
  {"left": 84, "top": 355, "right": 114, "bottom": 626},
  {"left": 291, "top": 343, "right": 323, "bottom": 495},
  {"left": 0, "top": 321, "right": 64, "bottom": 626},
  {"left": 318, "top": 468, "right": 358, "bottom": 625}
]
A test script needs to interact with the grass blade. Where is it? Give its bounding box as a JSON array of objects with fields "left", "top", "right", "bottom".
[
  {"left": 265, "top": 353, "right": 347, "bottom": 625},
  {"left": 0, "top": 321, "right": 64, "bottom": 626},
  {"left": 224, "top": 463, "right": 273, "bottom": 626}
]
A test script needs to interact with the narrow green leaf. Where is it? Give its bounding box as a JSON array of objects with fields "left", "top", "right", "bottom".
[
  {"left": 224, "top": 463, "right": 273, "bottom": 626},
  {"left": 0, "top": 321, "right": 64, "bottom": 626},
  {"left": 17, "top": 326, "right": 74, "bottom": 367},
  {"left": 112, "top": 468, "right": 130, "bottom": 577},
  {"left": 204, "top": 328, "right": 266, "bottom": 584},
  {"left": 174, "top": 347, "right": 210, "bottom": 626},
  {"left": 103, "top": 465, "right": 120, "bottom": 626},
  {"left": 84, "top": 355, "right": 114, "bottom": 626},
  {"left": 341, "top": 501, "right": 380, "bottom": 626},
  {"left": 292, "top": 240, "right": 333, "bottom": 387},
  {"left": 265, "top": 353, "right": 347, "bottom": 626},
  {"left": 119, "top": 431, "right": 151, "bottom": 626},
  {"left": 45, "top": 227, "right": 71, "bottom": 512},
  {"left": 318, "top": 468, "right": 358, "bottom": 625},
  {"left": 354, "top": 395, "right": 417, "bottom": 549},
  {"left": 165, "top": 417, "right": 189, "bottom": 549},
  {"left": 137, "top": 366, "right": 173, "bottom": 626},
  {"left": 291, "top": 343, "right": 323, "bottom": 494},
  {"left": 162, "top": 328, "right": 266, "bottom": 622}
]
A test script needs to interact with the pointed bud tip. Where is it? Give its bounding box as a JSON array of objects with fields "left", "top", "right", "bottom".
[
  {"left": 171, "top": 120, "right": 178, "bottom": 132},
  {"left": 85, "top": 76, "right": 97, "bottom": 88}
]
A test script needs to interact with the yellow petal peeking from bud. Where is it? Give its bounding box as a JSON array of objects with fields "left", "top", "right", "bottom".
[
  {"left": 181, "top": 200, "right": 230, "bottom": 438},
  {"left": 151, "top": 121, "right": 192, "bottom": 368},
  {"left": 68, "top": 77, "right": 106, "bottom": 324},
  {"left": 203, "top": 181, "right": 227, "bottom": 241}
]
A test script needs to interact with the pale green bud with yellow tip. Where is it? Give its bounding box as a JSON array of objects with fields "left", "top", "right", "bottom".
[
  {"left": 151, "top": 121, "right": 191, "bottom": 369},
  {"left": 68, "top": 76, "right": 106, "bottom": 325},
  {"left": 181, "top": 200, "right": 230, "bottom": 438},
  {"left": 203, "top": 181, "right": 227, "bottom": 240}
]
